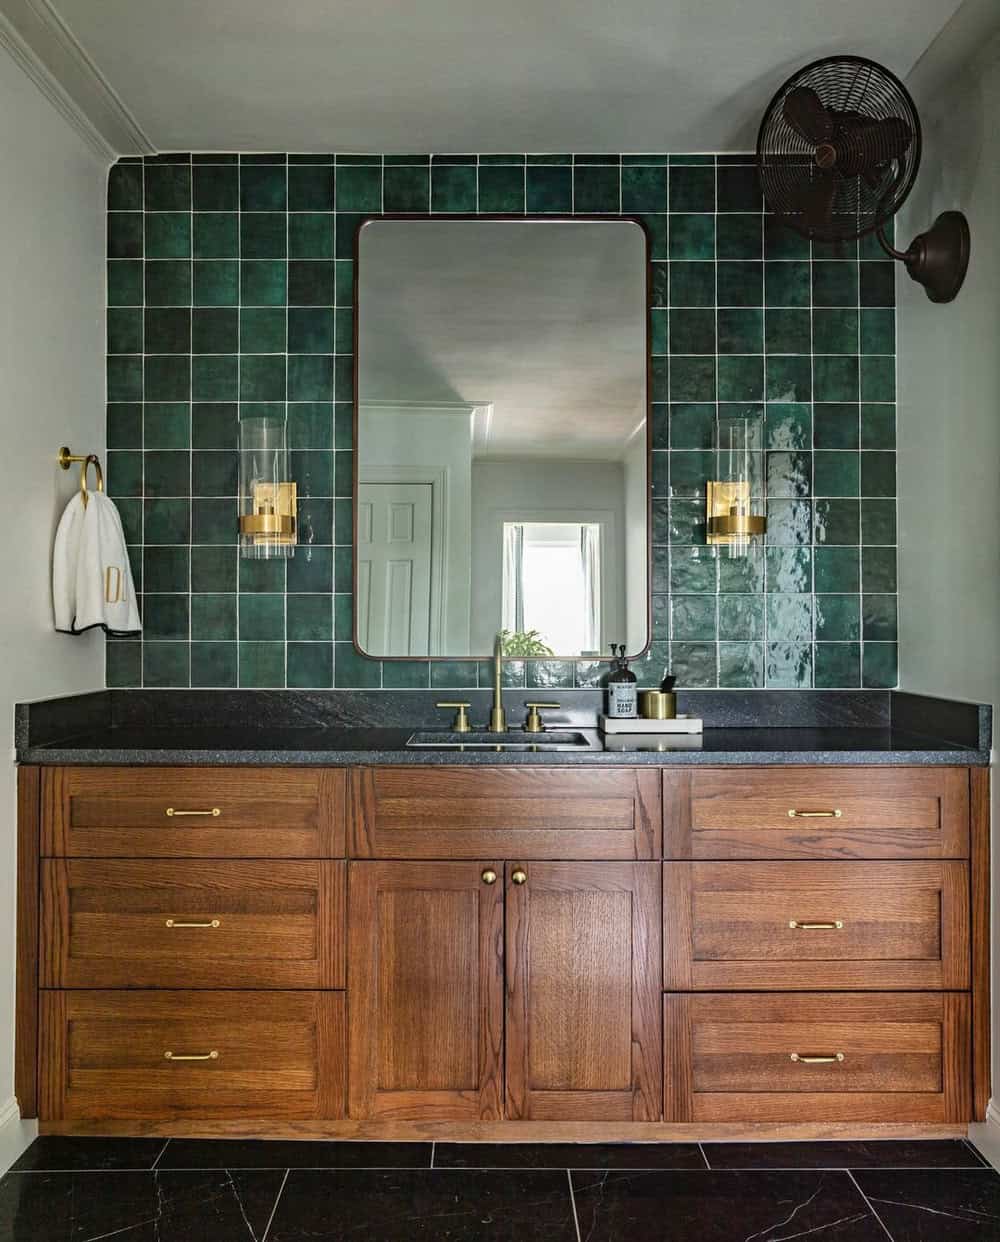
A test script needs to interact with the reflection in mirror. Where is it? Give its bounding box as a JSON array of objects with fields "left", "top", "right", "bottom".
[{"left": 355, "top": 219, "right": 648, "bottom": 659}]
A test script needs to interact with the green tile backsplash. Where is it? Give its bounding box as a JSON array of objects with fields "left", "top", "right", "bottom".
[{"left": 106, "top": 152, "right": 897, "bottom": 691}]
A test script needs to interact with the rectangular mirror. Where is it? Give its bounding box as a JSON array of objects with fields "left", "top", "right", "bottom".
[{"left": 355, "top": 218, "right": 649, "bottom": 660}]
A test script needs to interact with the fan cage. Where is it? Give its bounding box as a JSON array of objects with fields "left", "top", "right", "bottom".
[{"left": 756, "top": 55, "right": 922, "bottom": 241}]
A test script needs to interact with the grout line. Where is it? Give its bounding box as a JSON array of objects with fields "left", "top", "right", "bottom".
[
  {"left": 261, "top": 1167, "right": 290, "bottom": 1242},
  {"left": 567, "top": 1168, "right": 582, "bottom": 1242},
  {"left": 697, "top": 1142, "right": 711, "bottom": 1169},
  {"left": 150, "top": 1138, "right": 170, "bottom": 1170},
  {"left": 846, "top": 1169, "right": 895, "bottom": 1242},
  {"left": 429, "top": 1141, "right": 435, "bottom": 1169}
]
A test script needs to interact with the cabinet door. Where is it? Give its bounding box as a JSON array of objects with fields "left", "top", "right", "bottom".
[
  {"left": 348, "top": 861, "right": 504, "bottom": 1120},
  {"left": 505, "top": 862, "right": 661, "bottom": 1120}
]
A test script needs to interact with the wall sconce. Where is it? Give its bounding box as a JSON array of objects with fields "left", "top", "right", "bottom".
[
  {"left": 706, "top": 413, "right": 766, "bottom": 557},
  {"left": 238, "top": 414, "right": 297, "bottom": 559}
]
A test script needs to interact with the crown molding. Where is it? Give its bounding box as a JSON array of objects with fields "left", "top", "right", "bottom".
[{"left": 0, "top": 0, "right": 154, "bottom": 160}]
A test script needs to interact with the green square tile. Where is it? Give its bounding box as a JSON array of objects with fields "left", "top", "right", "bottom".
[
  {"left": 815, "top": 642, "right": 860, "bottom": 687},
  {"left": 863, "top": 546, "right": 897, "bottom": 592},
  {"left": 766, "top": 498, "right": 811, "bottom": 545},
  {"left": 115, "top": 498, "right": 142, "bottom": 545},
  {"left": 718, "top": 642, "right": 764, "bottom": 688},
  {"left": 813, "top": 309, "right": 859, "bottom": 354},
  {"left": 289, "top": 213, "right": 334, "bottom": 258},
  {"left": 240, "top": 164, "right": 286, "bottom": 211},
  {"left": 766, "top": 355, "right": 811, "bottom": 402},
  {"left": 651, "top": 450, "right": 667, "bottom": 496},
  {"left": 144, "top": 498, "right": 190, "bottom": 544},
  {"left": 288, "top": 164, "right": 334, "bottom": 211},
  {"left": 863, "top": 594, "right": 897, "bottom": 640},
  {"left": 192, "top": 450, "right": 237, "bottom": 496},
  {"left": 814, "top": 355, "right": 859, "bottom": 402},
  {"left": 861, "top": 451, "right": 895, "bottom": 497},
  {"left": 288, "top": 546, "right": 334, "bottom": 592},
  {"left": 191, "top": 497, "right": 235, "bottom": 544},
  {"left": 194, "top": 261, "right": 238, "bottom": 306},
  {"left": 241, "top": 212, "right": 287, "bottom": 258},
  {"left": 765, "top": 641, "right": 813, "bottom": 687},
  {"left": 764, "top": 403, "right": 810, "bottom": 450},
  {"left": 336, "top": 214, "right": 364, "bottom": 259},
  {"left": 239, "top": 557, "right": 286, "bottom": 593},
  {"left": 335, "top": 165, "right": 381, "bottom": 211},
  {"left": 764, "top": 308, "right": 809, "bottom": 354},
  {"left": 764, "top": 261, "right": 810, "bottom": 306},
  {"left": 431, "top": 165, "right": 476, "bottom": 212},
  {"left": 288, "top": 307, "right": 334, "bottom": 354},
  {"left": 812, "top": 261, "right": 858, "bottom": 306},
  {"left": 289, "top": 260, "right": 334, "bottom": 305},
  {"left": 717, "top": 308, "right": 762, "bottom": 354},
  {"left": 193, "top": 164, "right": 238, "bottom": 210},
  {"left": 144, "top": 355, "right": 190, "bottom": 401},
  {"left": 717, "top": 261, "right": 762, "bottom": 306},
  {"left": 333, "top": 593, "right": 352, "bottom": 640},
  {"left": 669, "top": 165, "right": 714, "bottom": 212},
  {"left": 239, "top": 641, "right": 285, "bottom": 687},
  {"left": 813, "top": 450, "right": 859, "bottom": 496},
  {"left": 334, "top": 450, "right": 353, "bottom": 497},
  {"left": 145, "top": 213, "right": 191, "bottom": 258},
  {"left": 861, "top": 308, "right": 894, "bottom": 355},
  {"left": 650, "top": 262, "right": 667, "bottom": 306},
  {"left": 193, "top": 213, "right": 238, "bottom": 258},
  {"left": 666, "top": 500, "right": 705, "bottom": 546},
  {"left": 718, "top": 355, "right": 763, "bottom": 401},
  {"left": 478, "top": 165, "right": 524, "bottom": 212},
  {"left": 652, "top": 592, "right": 669, "bottom": 638},
  {"left": 108, "top": 163, "right": 142, "bottom": 210},
  {"left": 241, "top": 260, "right": 287, "bottom": 306},
  {"left": 670, "top": 546, "right": 717, "bottom": 593},
  {"left": 766, "top": 452, "right": 810, "bottom": 498},
  {"left": 144, "top": 164, "right": 190, "bottom": 211},
  {"left": 765, "top": 216, "right": 809, "bottom": 259},
  {"left": 669, "top": 642, "right": 717, "bottom": 688},
  {"left": 287, "top": 593, "right": 333, "bottom": 640},
  {"left": 764, "top": 547, "right": 811, "bottom": 592},
  {"left": 716, "top": 214, "right": 761, "bottom": 260},
  {"left": 303, "top": 499, "right": 335, "bottom": 546},
  {"left": 142, "top": 642, "right": 190, "bottom": 687},
  {"left": 291, "top": 450, "right": 334, "bottom": 497},
  {"left": 669, "top": 309, "right": 715, "bottom": 355},
  {"left": 766, "top": 594, "right": 812, "bottom": 641},
  {"left": 240, "top": 354, "right": 286, "bottom": 401},
  {"left": 107, "top": 356, "right": 142, "bottom": 402},
  {"left": 334, "top": 643, "right": 382, "bottom": 687},
  {"left": 238, "top": 592, "right": 285, "bottom": 640},
  {"left": 814, "top": 593, "right": 860, "bottom": 640},
  {"left": 432, "top": 660, "right": 481, "bottom": 689},
  {"left": 572, "top": 165, "right": 620, "bottom": 212},
  {"left": 287, "top": 642, "right": 333, "bottom": 688},
  {"left": 108, "top": 402, "right": 142, "bottom": 448},
  {"left": 240, "top": 307, "right": 285, "bottom": 353},
  {"left": 191, "top": 593, "right": 237, "bottom": 640},
  {"left": 334, "top": 356, "right": 353, "bottom": 401},
  {"left": 651, "top": 356, "right": 668, "bottom": 402},
  {"left": 142, "top": 403, "right": 188, "bottom": 449},
  {"left": 861, "top": 356, "right": 895, "bottom": 401},
  {"left": 861, "top": 499, "right": 896, "bottom": 544},
  {"left": 812, "top": 234, "right": 857, "bottom": 260},
  {"left": 638, "top": 214, "right": 667, "bottom": 259},
  {"left": 718, "top": 594, "right": 764, "bottom": 640},
  {"left": 108, "top": 212, "right": 142, "bottom": 257},
  {"left": 860, "top": 261, "right": 895, "bottom": 306},
  {"left": 621, "top": 165, "right": 666, "bottom": 211},
  {"left": 144, "top": 450, "right": 189, "bottom": 496},
  {"left": 334, "top": 260, "right": 353, "bottom": 306},
  {"left": 669, "top": 356, "right": 715, "bottom": 401},
  {"left": 144, "top": 308, "right": 190, "bottom": 354},
  {"left": 107, "top": 449, "right": 142, "bottom": 495},
  {"left": 192, "top": 307, "right": 237, "bottom": 354},
  {"left": 668, "top": 215, "right": 714, "bottom": 259},
  {"left": 526, "top": 166, "right": 572, "bottom": 213},
  {"left": 108, "top": 260, "right": 142, "bottom": 305},
  {"left": 669, "top": 403, "right": 714, "bottom": 449},
  {"left": 814, "top": 546, "right": 859, "bottom": 593},
  {"left": 650, "top": 309, "right": 667, "bottom": 354},
  {"left": 862, "top": 642, "right": 897, "bottom": 688},
  {"left": 814, "top": 403, "right": 858, "bottom": 449},
  {"left": 671, "top": 595, "right": 716, "bottom": 640},
  {"left": 335, "top": 308, "right": 352, "bottom": 353},
  {"left": 288, "top": 402, "right": 334, "bottom": 449},
  {"left": 145, "top": 261, "right": 191, "bottom": 306},
  {"left": 717, "top": 164, "right": 762, "bottom": 211},
  {"left": 669, "top": 262, "right": 714, "bottom": 306},
  {"left": 815, "top": 498, "right": 860, "bottom": 545},
  {"left": 192, "top": 403, "right": 238, "bottom": 450},
  {"left": 288, "top": 355, "right": 333, "bottom": 401},
  {"left": 191, "top": 642, "right": 237, "bottom": 687},
  {"left": 193, "top": 354, "right": 238, "bottom": 401},
  {"left": 106, "top": 640, "right": 141, "bottom": 687}
]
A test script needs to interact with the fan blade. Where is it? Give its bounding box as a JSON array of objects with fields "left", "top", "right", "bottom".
[
  {"left": 837, "top": 116, "right": 913, "bottom": 175},
  {"left": 793, "top": 170, "right": 838, "bottom": 232},
  {"left": 783, "top": 86, "right": 834, "bottom": 144}
]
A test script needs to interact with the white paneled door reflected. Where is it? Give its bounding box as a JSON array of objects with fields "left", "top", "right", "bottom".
[{"left": 357, "top": 483, "right": 434, "bottom": 656}]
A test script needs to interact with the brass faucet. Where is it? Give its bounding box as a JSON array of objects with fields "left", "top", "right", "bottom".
[{"left": 488, "top": 632, "right": 507, "bottom": 732}]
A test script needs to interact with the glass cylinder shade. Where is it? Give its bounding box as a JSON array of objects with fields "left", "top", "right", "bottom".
[
  {"left": 707, "top": 414, "right": 766, "bottom": 557},
  {"left": 238, "top": 414, "right": 297, "bottom": 559}
]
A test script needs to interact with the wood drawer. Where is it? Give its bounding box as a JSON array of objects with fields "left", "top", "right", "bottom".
[
  {"left": 41, "top": 860, "right": 345, "bottom": 989},
  {"left": 664, "top": 768, "right": 969, "bottom": 859},
  {"left": 42, "top": 767, "right": 345, "bottom": 858},
  {"left": 350, "top": 767, "right": 661, "bottom": 859},
  {"left": 663, "top": 862, "right": 969, "bottom": 990},
  {"left": 664, "top": 992, "right": 971, "bottom": 1123},
  {"left": 39, "top": 990, "right": 346, "bottom": 1121}
]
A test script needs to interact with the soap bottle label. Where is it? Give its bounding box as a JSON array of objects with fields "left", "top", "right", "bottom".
[{"left": 608, "top": 681, "right": 638, "bottom": 718}]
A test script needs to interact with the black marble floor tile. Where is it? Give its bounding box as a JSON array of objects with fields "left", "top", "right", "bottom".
[
  {"left": 266, "top": 1169, "right": 577, "bottom": 1240},
  {"left": 703, "top": 1139, "right": 989, "bottom": 1170},
  {"left": 0, "top": 1168, "right": 284, "bottom": 1240},
  {"left": 436, "top": 1142, "right": 705, "bottom": 1169},
  {"left": 570, "top": 1169, "right": 887, "bottom": 1241},
  {"left": 854, "top": 1168, "right": 1000, "bottom": 1241},
  {"left": 158, "top": 1137, "right": 432, "bottom": 1169},
  {"left": 10, "top": 1134, "right": 167, "bottom": 1171}
]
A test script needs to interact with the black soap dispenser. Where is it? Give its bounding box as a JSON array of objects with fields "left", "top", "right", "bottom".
[{"left": 606, "top": 644, "right": 638, "bottom": 718}]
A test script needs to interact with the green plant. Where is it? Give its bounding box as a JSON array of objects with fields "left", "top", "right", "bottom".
[{"left": 499, "top": 628, "right": 554, "bottom": 657}]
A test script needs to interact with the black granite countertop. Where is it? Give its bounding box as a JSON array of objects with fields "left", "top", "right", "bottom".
[{"left": 15, "top": 689, "right": 991, "bottom": 766}]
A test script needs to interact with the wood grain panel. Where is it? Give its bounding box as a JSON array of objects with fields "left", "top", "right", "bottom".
[
  {"left": 42, "top": 767, "right": 345, "bottom": 858},
  {"left": 16, "top": 766, "right": 40, "bottom": 1118},
  {"left": 347, "top": 861, "right": 504, "bottom": 1120},
  {"left": 664, "top": 768, "right": 969, "bottom": 859},
  {"left": 970, "top": 766, "right": 991, "bottom": 1121},
  {"left": 506, "top": 862, "right": 661, "bottom": 1121},
  {"left": 664, "top": 992, "right": 971, "bottom": 1123},
  {"left": 41, "top": 860, "right": 345, "bottom": 988},
  {"left": 349, "top": 767, "right": 660, "bottom": 859},
  {"left": 663, "top": 861, "right": 969, "bottom": 990},
  {"left": 39, "top": 990, "right": 345, "bottom": 1121}
]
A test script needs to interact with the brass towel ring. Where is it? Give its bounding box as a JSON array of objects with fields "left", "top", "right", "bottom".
[{"left": 58, "top": 447, "right": 104, "bottom": 507}]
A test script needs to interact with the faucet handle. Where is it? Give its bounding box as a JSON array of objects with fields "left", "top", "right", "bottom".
[
  {"left": 523, "top": 701, "right": 561, "bottom": 734},
  {"left": 436, "top": 702, "right": 472, "bottom": 733}
]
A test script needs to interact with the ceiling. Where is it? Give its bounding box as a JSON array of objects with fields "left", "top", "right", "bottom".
[{"left": 5, "top": 0, "right": 968, "bottom": 154}]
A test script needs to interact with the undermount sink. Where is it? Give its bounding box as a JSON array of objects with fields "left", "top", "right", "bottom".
[{"left": 406, "top": 729, "right": 595, "bottom": 751}]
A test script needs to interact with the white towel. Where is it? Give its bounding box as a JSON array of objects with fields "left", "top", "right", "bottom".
[{"left": 53, "top": 490, "right": 141, "bottom": 635}]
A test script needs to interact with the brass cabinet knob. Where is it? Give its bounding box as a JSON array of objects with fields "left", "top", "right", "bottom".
[
  {"left": 511, "top": 868, "right": 527, "bottom": 885},
  {"left": 481, "top": 868, "right": 498, "bottom": 885}
]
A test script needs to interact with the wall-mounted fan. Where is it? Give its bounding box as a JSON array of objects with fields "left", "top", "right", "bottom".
[{"left": 757, "top": 55, "right": 970, "bottom": 303}]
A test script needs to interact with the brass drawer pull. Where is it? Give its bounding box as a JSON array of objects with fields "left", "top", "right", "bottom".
[
  {"left": 790, "top": 1052, "right": 845, "bottom": 1064},
  {"left": 165, "top": 919, "right": 221, "bottom": 929},
  {"left": 788, "top": 808, "right": 842, "bottom": 818},
  {"left": 166, "top": 807, "right": 221, "bottom": 817},
  {"left": 788, "top": 920, "right": 844, "bottom": 930},
  {"left": 164, "top": 1050, "right": 219, "bottom": 1061}
]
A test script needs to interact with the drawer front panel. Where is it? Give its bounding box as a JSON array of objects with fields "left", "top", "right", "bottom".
[
  {"left": 663, "top": 861, "right": 969, "bottom": 990},
  {"left": 664, "top": 992, "right": 971, "bottom": 1123},
  {"left": 42, "top": 768, "right": 345, "bottom": 858},
  {"left": 350, "top": 768, "right": 661, "bottom": 859},
  {"left": 664, "top": 769, "right": 969, "bottom": 859},
  {"left": 41, "top": 860, "right": 345, "bottom": 988},
  {"left": 40, "top": 991, "right": 346, "bottom": 1121}
]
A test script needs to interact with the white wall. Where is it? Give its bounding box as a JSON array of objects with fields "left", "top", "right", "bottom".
[
  {"left": 0, "top": 47, "right": 107, "bottom": 1164},
  {"left": 896, "top": 27, "right": 1000, "bottom": 1101}
]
